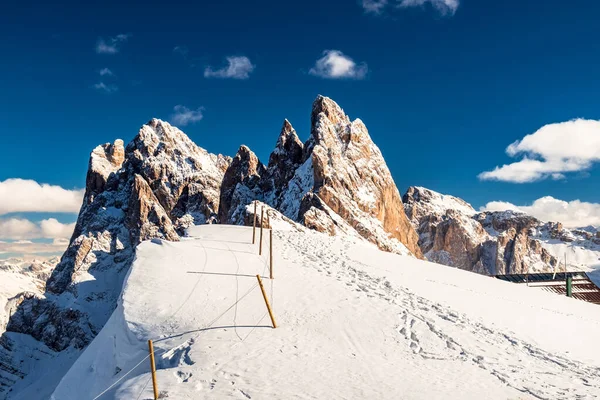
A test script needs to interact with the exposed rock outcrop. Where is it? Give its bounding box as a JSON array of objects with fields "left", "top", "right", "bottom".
[
  {"left": 259, "top": 119, "right": 304, "bottom": 203},
  {"left": 218, "top": 146, "right": 265, "bottom": 222},
  {"left": 403, "top": 186, "right": 560, "bottom": 275},
  {"left": 221, "top": 96, "right": 422, "bottom": 257},
  {"left": 1, "top": 119, "right": 230, "bottom": 397}
]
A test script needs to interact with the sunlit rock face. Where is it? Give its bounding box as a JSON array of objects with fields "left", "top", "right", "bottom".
[{"left": 403, "top": 186, "right": 560, "bottom": 275}]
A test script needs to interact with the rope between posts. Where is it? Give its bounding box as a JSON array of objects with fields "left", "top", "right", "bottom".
[
  {"left": 92, "top": 354, "right": 152, "bottom": 400},
  {"left": 93, "top": 226, "right": 270, "bottom": 399},
  {"left": 92, "top": 282, "right": 260, "bottom": 399}
]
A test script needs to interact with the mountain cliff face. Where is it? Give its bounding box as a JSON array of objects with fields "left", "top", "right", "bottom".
[
  {"left": 403, "top": 186, "right": 564, "bottom": 275},
  {"left": 0, "top": 96, "right": 423, "bottom": 398},
  {"left": 223, "top": 96, "right": 422, "bottom": 257},
  {"left": 0, "top": 120, "right": 231, "bottom": 398}
]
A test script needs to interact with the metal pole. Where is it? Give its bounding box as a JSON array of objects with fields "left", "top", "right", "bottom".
[
  {"left": 148, "top": 340, "right": 159, "bottom": 400},
  {"left": 566, "top": 275, "right": 573, "bottom": 297},
  {"left": 256, "top": 275, "right": 277, "bottom": 328}
]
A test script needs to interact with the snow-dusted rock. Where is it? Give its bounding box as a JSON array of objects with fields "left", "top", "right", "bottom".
[
  {"left": 403, "top": 186, "right": 476, "bottom": 225},
  {"left": 0, "top": 119, "right": 230, "bottom": 397},
  {"left": 218, "top": 145, "right": 265, "bottom": 222},
  {"left": 0, "top": 258, "right": 59, "bottom": 399},
  {"left": 218, "top": 96, "right": 422, "bottom": 257},
  {"left": 85, "top": 139, "right": 125, "bottom": 202},
  {"left": 259, "top": 119, "right": 304, "bottom": 205},
  {"left": 127, "top": 118, "right": 231, "bottom": 226},
  {"left": 404, "top": 186, "right": 560, "bottom": 275},
  {"left": 299, "top": 96, "right": 421, "bottom": 257}
]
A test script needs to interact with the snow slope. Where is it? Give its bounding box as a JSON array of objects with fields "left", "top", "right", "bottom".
[{"left": 50, "top": 225, "right": 600, "bottom": 400}]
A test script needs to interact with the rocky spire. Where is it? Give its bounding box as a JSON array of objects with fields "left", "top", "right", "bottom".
[
  {"left": 299, "top": 95, "right": 423, "bottom": 257},
  {"left": 85, "top": 139, "right": 125, "bottom": 203},
  {"left": 260, "top": 119, "right": 304, "bottom": 203},
  {"left": 218, "top": 145, "right": 265, "bottom": 222}
]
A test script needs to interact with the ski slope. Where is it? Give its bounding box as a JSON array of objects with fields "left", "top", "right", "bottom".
[{"left": 50, "top": 225, "right": 600, "bottom": 400}]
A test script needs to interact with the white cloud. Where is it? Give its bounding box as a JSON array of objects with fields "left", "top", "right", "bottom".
[
  {"left": 0, "top": 218, "right": 75, "bottom": 240},
  {"left": 204, "top": 56, "right": 255, "bottom": 79},
  {"left": 0, "top": 219, "right": 39, "bottom": 240},
  {"left": 99, "top": 68, "right": 114, "bottom": 76},
  {"left": 93, "top": 82, "right": 118, "bottom": 93},
  {"left": 39, "top": 218, "right": 76, "bottom": 239},
  {"left": 479, "top": 119, "right": 600, "bottom": 183},
  {"left": 170, "top": 105, "right": 204, "bottom": 126},
  {"left": 173, "top": 46, "right": 189, "bottom": 57},
  {"left": 361, "top": 0, "right": 459, "bottom": 15},
  {"left": 95, "top": 34, "right": 131, "bottom": 54},
  {"left": 398, "top": 0, "right": 459, "bottom": 15},
  {"left": 481, "top": 196, "right": 600, "bottom": 228},
  {"left": 309, "top": 50, "right": 368, "bottom": 80},
  {"left": 0, "top": 179, "right": 83, "bottom": 215},
  {"left": 361, "top": 0, "right": 388, "bottom": 14}
]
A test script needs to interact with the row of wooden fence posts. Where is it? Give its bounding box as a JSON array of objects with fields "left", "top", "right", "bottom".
[
  {"left": 145, "top": 205, "right": 275, "bottom": 400},
  {"left": 252, "top": 201, "right": 276, "bottom": 328},
  {"left": 252, "top": 202, "right": 274, "bottom": 280}
]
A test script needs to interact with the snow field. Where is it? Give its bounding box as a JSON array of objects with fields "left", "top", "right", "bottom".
[{"left": 51, "top": 225, "right": 600, "bottom": 399}]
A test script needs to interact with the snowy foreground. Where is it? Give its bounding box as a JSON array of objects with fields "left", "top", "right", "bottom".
[{"left": 49, "top": 225, "right": 600, "bottom": 400}]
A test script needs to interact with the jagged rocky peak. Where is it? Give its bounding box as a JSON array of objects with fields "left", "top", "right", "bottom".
[
  {"left": 260, "top": 119, "right": 304, "bottom": 201},
  {"left": 311, "top": 95, "right": 351, "bottom": 132},
  {"left": 300, "top": 95, "right": 422, "bottom": 257},
  {"left": 215, "top": 95, "right": 421, "bottom": 256},
  {"left": 86, "top": 139, "right": 125, "bottom": 201},
  {"left": 218, "top": 145, "right": 265, "bottom": 222},
  {"left": 127, "top": 118, "right": 231, "bottom": 221},
  {"left": 268, "top": 120, "right": 303, "bottom": 173},
  {"left": 7, "top": 118, "right": 230, "bottom": 365}
]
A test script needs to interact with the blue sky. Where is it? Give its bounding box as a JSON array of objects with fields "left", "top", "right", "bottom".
[{"left": 1, "top": 0, "right": 600, "bottom": 258}]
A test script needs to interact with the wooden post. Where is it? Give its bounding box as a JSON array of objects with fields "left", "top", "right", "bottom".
[
  {"left": 269, "top": 229, "right": 274, "bottom": 279},
  {"left": 256, "top": 274, "right": 277, "bottom": 328},
  {"left": 252, "top": 202, "right": 257, "bottom": 244},
  {"left": 259, "top": 206, "right": 264, "bottom": 255},
  {"left": 566, "top": 275, "right": 573, "bottom": 297},
  {"left": 148, "top": 340, "right": 159, "bottom": 400}
]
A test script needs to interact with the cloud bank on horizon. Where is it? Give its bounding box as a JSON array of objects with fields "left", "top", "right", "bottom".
[
  {"left": 0, "top": 179, "right": 83, "bottom": 215},
  {"left": 479, "top": 119, "right": 600, "bottom": 183},
  {"left": 482, "top": 196, "right": 600, "bottom": 229},
  {"left": 0, "top": 179, "right": 82, "bottom": 259}
]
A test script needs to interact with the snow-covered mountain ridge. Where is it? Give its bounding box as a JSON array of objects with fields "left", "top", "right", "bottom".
[
  {"left": 50, "top": 226, "right": 600, "bottom": 399},
  {"left": 0, "top": 96, "right": 422, "bottom": 398}
]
